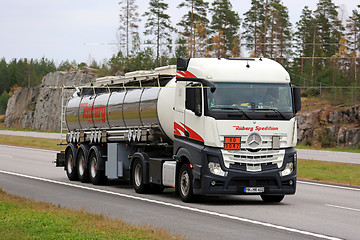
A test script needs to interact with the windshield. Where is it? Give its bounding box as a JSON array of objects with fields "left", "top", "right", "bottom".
[{"left": 206, "top": 83, "right": 293, "bottom": 117}]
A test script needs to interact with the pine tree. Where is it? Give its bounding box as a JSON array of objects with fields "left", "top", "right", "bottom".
[
  {"left": 0, "top": 59, "right": 9, "bottom": 94},
  {"left": 294, "top": 6, "right": 319, "bottom": 79},
  {"left": 143, "top": 0, "right": 175, "bottom": 66},
  {"left": 174, "top": 37, "right": 187, "bottom": 58},
  {"left": 118, "top": 0, "right": 140, "bottom": 58},
  {"left": 345, "top": 7, "right": 360, "bottom": 82},
  {"left": 295, "top": 7, "right": 316, "bottom": 59},
  {"left": 210, "top": 0, "right": 240, "bottom": 58},
  {"left": 314, "top": 0, "right": 344, "bottom": 58},
  {"left": 242, "top": 0, "right": 266, "bottom": 57},
  {"left": 0, "top": 91, "right": 10, "bottom": 114},
  {"left": 212, "top": 29, "right": 226, "bottom": 58},
  {"left": 177, "top": 0, "right": 209, "bottom": 57},
  {"left": 231, "top": 37, "right": 240, "bottom": 57},
  {"left": 266, "top": 0, "right": 292, "bottom": 60},
  {"left": 313, "top": 0, "right": 345, "bottom": 87},
  {"left": 195, "top": 19, "right": 209, "bottom": 57}
]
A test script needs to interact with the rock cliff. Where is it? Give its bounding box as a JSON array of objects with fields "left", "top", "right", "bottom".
[
  {"left": 297, "top": 105, "right": 360, "bottom": 148},
  {"left": 4, "top": 70, "right": 96, "bottom": 131}
]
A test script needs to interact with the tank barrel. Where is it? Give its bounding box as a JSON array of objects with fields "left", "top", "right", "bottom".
[{"left": 65, "top": 67, "right": 176, "bottom": 144}]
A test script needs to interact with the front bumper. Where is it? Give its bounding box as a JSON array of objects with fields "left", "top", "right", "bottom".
[{"left": 193, "top": 147, "right": 297, "bottom": 196}]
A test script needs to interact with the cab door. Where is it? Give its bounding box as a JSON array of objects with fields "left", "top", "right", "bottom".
[{"left": 183, "top": 83, "right": 204, "bottom": 143}]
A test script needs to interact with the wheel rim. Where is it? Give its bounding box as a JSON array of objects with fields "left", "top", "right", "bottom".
[
  {"left": 180, "top": 171, "right": 190, "bottom": 197},
  {"left": 134, "top": 163, "right": 142, "bottom": 187},
  {"left": 78, "top": 155, "right": 85, "bottom": 176},
  {"left": 90, "top": 156, "right": 97, "bottom": 178},
  {"left": 67, "top": 154, "right": 73, "bottom": 174}
]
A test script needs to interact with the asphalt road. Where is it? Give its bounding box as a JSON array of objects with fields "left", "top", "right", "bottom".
[
  {"left": 296, "top": 149, "right": 360, "bottom": 165},
  {"left": 1, "top": 130, "right": 360, "bottom": 164},
  {"left": 0, "top": 144, "right": 359, "bottom": 239}
]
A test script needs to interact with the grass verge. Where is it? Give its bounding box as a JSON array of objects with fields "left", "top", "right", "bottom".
[
  {"left": 0, "top": 135, "right": 63, "bottom": 151},
  {"left": 0, "top": 188, "right": 183, "bottom": 240},
  {"left": 298, "top": 159, "right": 360, "bottom": 186},
  {"left": 0, "top": 122, "right": 63, "bottom": 134}
]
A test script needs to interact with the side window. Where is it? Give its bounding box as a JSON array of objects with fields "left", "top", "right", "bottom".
[{"left": 186, "top": 83, "right": 202, "bottom": 116}]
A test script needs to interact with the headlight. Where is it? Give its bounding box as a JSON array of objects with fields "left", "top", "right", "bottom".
[
  {"left": 280, "top": 162, "right": 294, "bottom": 177},
  {"left": 208, "top": 162, "right": 227, "bottom": 177}
]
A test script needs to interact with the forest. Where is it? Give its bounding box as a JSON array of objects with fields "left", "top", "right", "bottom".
[{"left": 0, "top": 0, "right": 359, "bottom": 114}]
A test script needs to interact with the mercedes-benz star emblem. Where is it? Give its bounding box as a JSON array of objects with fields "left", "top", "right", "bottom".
[{"left": 247, "top": 133, "right": 262, "bottom": 149}]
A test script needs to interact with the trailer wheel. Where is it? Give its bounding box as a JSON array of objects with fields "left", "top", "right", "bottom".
[
  {"left": 261, "top": 195, "right": 285, "bottom": 203},
  {"left": 77, "top": 149, "right": 89, "bottom": 183},
  {"left": 89, "top": 151, "right": 106, "bottom": 185},
  {"left": 132, "top": 158, "right": 149, "bottom": 194},
  {"left": 65, "top": 149, "right": 77, "bottom": 181},
  {"left": 178, "top": 164, "right": 195, "bottom": 202}
]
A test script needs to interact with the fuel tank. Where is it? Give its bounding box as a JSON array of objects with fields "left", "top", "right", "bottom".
[{"left": 65, "top": 78, "right": 176, "bottom": 141}]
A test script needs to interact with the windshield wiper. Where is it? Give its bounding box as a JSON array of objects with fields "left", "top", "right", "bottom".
[
  {"left": 211, "top": 106, "right": 251, "bottom": 120},
  {"left": 260, "top": 108, "right": 287, "bottom": 120}
]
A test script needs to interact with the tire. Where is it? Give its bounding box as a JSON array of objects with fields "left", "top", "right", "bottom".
[
  {"left": 89, "top": 151, "right": 106, "bottom": 185},
  {"left": 178, "top": 164, "right": 195, "bottom": 202},
  {"left": 132, "top": 158, "right": 149, "bottom": 194},
  {"left": 65, "top": 149, "right": 77, "bottom": 181},
  {"left": 261, "top": 195, "right": 285, "bottom": 203},
  {"left": 77, "top": 149, "right": 90, "bottom": 183}
]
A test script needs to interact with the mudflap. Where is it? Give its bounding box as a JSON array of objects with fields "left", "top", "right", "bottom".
[{"left": 56, "top": 151, "right": 65, "bottom": 167}]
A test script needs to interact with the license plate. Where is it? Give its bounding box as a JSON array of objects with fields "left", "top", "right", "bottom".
[
  {"left": 224, "top": 137, "right": 241, "bottom": 150},
  {"left": 244, "top": 187, "right": 264, "bottom": 193}
]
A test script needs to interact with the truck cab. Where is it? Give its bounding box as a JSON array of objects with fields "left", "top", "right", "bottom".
[{"left": 172, "top": 58, "right": 301, "bottom": 202}]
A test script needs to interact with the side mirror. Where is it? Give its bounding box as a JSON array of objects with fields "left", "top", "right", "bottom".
[{"left": 293, "top": 86, "right": 301, "bottom": 113}]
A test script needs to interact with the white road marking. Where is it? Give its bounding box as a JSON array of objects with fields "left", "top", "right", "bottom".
[
  {"left": 0, "top": 154, "right": 13, "bottom": 158},
  {"left": 0, "top": 169, "right": 342, "bottom": 240},
  {"left": 298, "top": 181, "right": 360, "bottom": 192},
  {"left": 326, "top": 204, "right": 360, "bottom": 213}
]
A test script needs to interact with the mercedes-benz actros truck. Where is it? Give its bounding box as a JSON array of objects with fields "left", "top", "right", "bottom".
[{"left": 56, "top": 58, "right": 301, "bottom": 202}]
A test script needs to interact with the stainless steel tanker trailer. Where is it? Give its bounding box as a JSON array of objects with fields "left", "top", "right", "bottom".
[{"left": 56, "top": 58, "right": 301, "bottom": 202}]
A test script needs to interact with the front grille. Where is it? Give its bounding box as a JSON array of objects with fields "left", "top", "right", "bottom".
[{"left": 222, "top": 149, "right": 285, "bottom": 172}]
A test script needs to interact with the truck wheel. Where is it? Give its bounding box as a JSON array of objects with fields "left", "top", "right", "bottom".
[
  {"left": 132, "top": 158, "right": 149, "bottom": 194},
  {"left": 77, "top": 149, "right": 89, "bottom": 183},
  {"left": 178, "top": 164, "right": 195, "bottom": 202},
  {"left": 65, "top": 149, "right": 77, "bottom": 181},
  {"left": 89, "top": 151, "right": 106, "bottom": 185},
  {"left": 261, "top": 195, "right": 285, "bottom": 203}
]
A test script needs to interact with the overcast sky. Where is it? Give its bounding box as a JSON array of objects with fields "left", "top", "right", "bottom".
[{"left": 0, "top": 0, "right": 359, "bottom": 64}]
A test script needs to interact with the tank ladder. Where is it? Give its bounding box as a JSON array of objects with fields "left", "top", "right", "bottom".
[{"left": 59, "top": 86, "right": 69, "bottom": 146}]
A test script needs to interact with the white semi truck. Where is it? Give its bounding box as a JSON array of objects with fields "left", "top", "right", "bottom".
[{"left": 56, "top": 58, "right": 301, "bottom": 202}]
